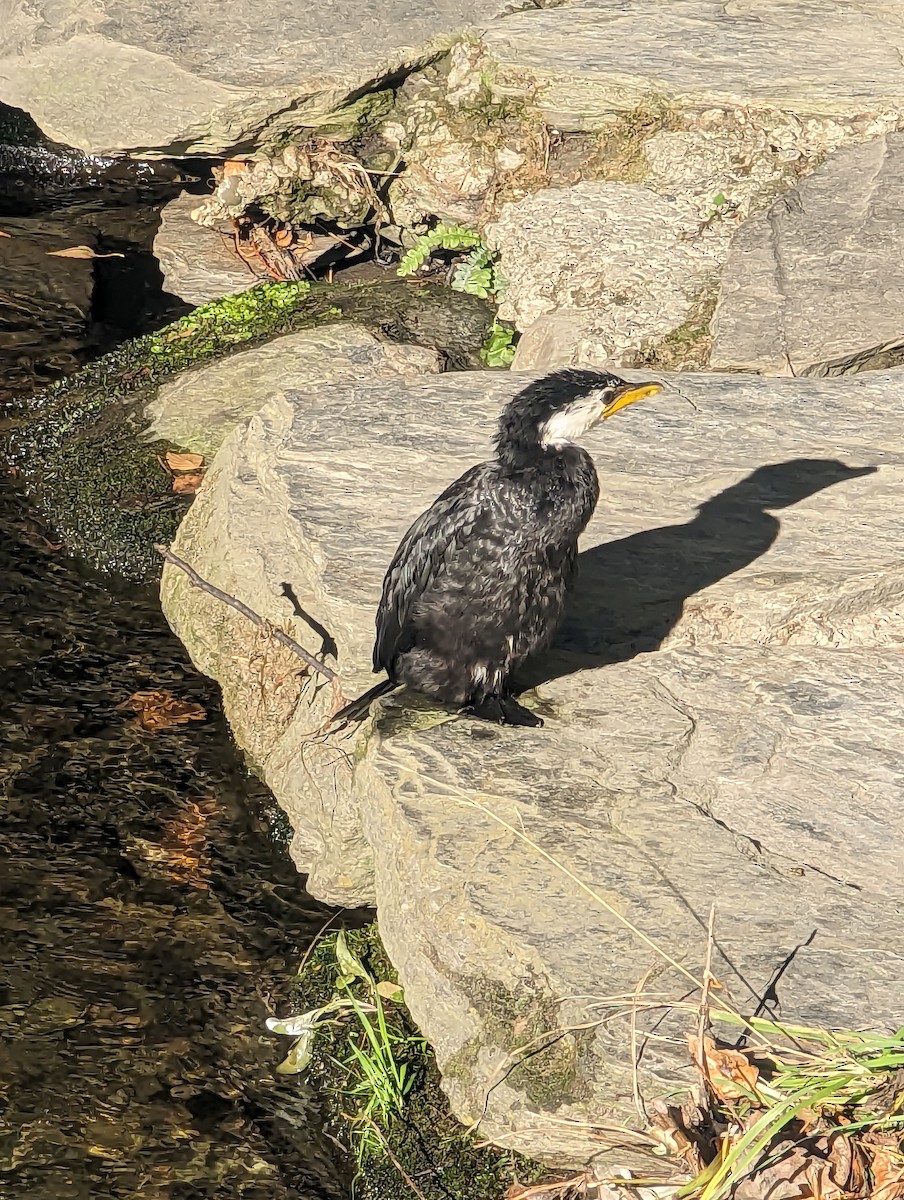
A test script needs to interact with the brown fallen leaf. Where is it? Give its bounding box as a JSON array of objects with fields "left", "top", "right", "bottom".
[
  {"left": 222, "top": 158, "right": 248, "bottom": 177},
  {"left": 47, "top": 245, "right": 125, "bottom": 259},
  {"left": 172, "top": 471, "right": 205, "bottom": 495},
  {"left": 732, "top": 1141, "right": 811, "bottom": 1200},
  {"left": 164, "top": 450, "right": 205, "bottom": 472},
  {"left": 866, "top": 1132, "right": 904, "bottom": 1200},
  {"left": 118, "top": 689, "right": 206, "bottom": 733},
  {"left": 274, "top": 227, "right": 294, "bottom": 248},
  {"left": 688, "top": 1033, "right": 761, "bottom": 1101}
]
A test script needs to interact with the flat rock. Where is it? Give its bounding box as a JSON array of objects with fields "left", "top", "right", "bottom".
[
  {"left": 162, "top": 367, "right": 904, "bottom": 1165},
  {"left": 487, "top": 181, "right": 713, "bottom": 357},
  {"left": 146, "top": 324, "right": 442, "bottom": 460},
  {"left": 711, "top": 134, "right": 904, "bottom": 375},
  {"left": 153, "top": 192, "right": 253, "bottom": 307},
  {"left": 0, "top": 0, "right": 511, "bottom": 156},
  {"left": 480, "top": 0, "right": 904, "bottom": 130}
]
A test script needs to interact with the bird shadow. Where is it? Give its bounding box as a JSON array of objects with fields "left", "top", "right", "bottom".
[{"left": 522, "top": 457, "right": 877, "bottom": 689}]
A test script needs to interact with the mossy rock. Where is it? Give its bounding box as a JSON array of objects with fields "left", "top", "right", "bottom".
[{"left": 9, "top": 279, "right": 496, "bottom": 580}]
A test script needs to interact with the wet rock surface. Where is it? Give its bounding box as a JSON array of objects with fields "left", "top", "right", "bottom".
[
  {"left": 161, "top": 367, "right": 904, "bottom": 1164},
  {"left": 11, "top": 278, "right": 493, "bottom": 579},
  {"left": 711, "top": 134, "right": 904, "bottom": 376}
]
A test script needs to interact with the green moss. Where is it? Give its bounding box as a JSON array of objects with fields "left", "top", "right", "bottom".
[
  {"left": 585, "top": 99, "right": 683, "bottom": 184},
  {"left": 293, "top": 924, "right": 548, "bottom": 1200},
  {"left": 314, "top": 90, "right": 398, "bottom": 141},
  {"left": 630, "top": 276, "right": 720, "bottom": 371},
  {"left": 10, "top": 279, "right": 496, "bottom": 579},
  {"left": 446, "top": 975, "right": 586, "bottom": 1112}
]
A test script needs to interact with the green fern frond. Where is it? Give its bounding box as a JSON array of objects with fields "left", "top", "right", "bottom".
[{"left": 396, "top": 223, "right": 484, "bottom": 277}]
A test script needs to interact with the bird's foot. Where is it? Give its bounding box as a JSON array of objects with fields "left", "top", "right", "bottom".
[{"left": 467, "top": 696, "right": 544, "bottom": 728}]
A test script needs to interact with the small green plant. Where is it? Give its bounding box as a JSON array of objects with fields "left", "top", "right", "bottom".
[
  {"left": 397, "top": 223, "right": 506, "bottom": 299},
  {"left": 337, "top": 984, "right": 419, "bottom": 1164},
  {"left": 480, "top": 317, "right": 517, "bottom": 368},
  {"left": 396, "top": 223, "right": 484, "bottom": 275},
  {"left": 683, "top": 1019, "right": 904, "bottom": 1200},
  {"left": 452, "top": 244, "right": 497, "bottom": 299},
  {"left": 267, "top": 930, "right": 423, "bottom": 1172}
]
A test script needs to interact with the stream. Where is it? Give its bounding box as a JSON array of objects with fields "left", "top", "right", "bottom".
[{"left": 0, "top": 185, "right": 356, "bottom": 1197}]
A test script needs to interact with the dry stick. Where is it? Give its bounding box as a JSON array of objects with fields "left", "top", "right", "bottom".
[
  {"left": 358, "top": 1116, "right": 432, "bottom": 1200},
  {"left": 631, "top": 964, "right": 659, "bottom": 1123},
  {"left": 694, "top": 905, "right": 718, "bottom": 1100},
  {"left": 155, "top": 544, "right": 340, "bottom": 688}
]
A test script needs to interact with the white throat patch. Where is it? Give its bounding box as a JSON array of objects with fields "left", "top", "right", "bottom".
[{"left": 539, "top": 398, "right": 602, "bottom": 448}]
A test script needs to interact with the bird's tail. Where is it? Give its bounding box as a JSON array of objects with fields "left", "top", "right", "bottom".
[{"left": 329, "top": 678, "right": 398, "bottom": 730}]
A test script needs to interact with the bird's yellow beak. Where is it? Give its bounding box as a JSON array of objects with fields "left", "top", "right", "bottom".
[{"left": 602, "top": 381, "right": 663, "bottom": 420}]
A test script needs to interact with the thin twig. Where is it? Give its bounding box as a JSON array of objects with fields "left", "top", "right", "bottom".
[
  {"left": 360, "top": 1115, "right": 432, "bottom": 1200},
  {"left": 509, "top": 1172, "right": 588, "bottom": 1199},
  {"left": 694, "top": 905, "right": 717, "bottom": 1098},
  {"left": 155, "top": 544, "right": 338, "bottom": 683},
  {"left": 631, "top": 964, "right": 658, "bottom": 1123},
  {"left": 295, "top": 909, "right": 347, "bottom": 981}
]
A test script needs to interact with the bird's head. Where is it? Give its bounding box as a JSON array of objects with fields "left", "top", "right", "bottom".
[{"left": 496, "top": 368, "right": 663, "bottom": 464}]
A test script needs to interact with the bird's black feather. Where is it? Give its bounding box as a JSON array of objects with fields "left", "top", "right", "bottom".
[{"left": 337, "top": 368, "right": 652, "bottom": 728}]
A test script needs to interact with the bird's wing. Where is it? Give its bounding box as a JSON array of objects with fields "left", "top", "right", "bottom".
[{"left": 374, "top": 463, "right": 492, "bottom": 672}]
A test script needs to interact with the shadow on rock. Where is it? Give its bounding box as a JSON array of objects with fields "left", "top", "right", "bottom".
[{"left": 525, "top": 457, "right": 877, "bottom": 687}]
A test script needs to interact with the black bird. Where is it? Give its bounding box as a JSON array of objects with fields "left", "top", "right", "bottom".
[{"left": 335, "top": 368, "right": 663, "bottom": 728}]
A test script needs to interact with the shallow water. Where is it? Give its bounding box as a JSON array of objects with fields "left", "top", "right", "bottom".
[{"left": 0, "top": 189, "right": 353, "bottom": 1198}]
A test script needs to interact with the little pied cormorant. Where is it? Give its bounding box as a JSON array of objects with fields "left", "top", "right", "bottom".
[{"left": 335, "top": 369, "right": 663, "bottom": 728}]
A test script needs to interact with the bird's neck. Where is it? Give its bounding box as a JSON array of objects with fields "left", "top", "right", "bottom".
[{"left": 495, "top": 432, "right": 589, "bottom": 477}]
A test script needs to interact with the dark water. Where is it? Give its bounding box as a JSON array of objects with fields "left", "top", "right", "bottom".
[{"left": 0, "top": 189, "right": 354, "bottom": 1198}]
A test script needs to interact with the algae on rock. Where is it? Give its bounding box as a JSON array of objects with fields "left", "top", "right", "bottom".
[{"left": 10, "top": 279, "right": 495, "bottom": 579}]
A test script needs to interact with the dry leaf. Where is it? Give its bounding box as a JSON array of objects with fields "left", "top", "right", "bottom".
[
  {"left": 164, "top": 451, "right": 204, "bottom": 472},
  {"left": 866, "top": 1133, "right": 904, "bottom": 1200},
  {"left": 47, "top": 245, "right": 125, "bottom": 259},
  {"left": 375, "top": 981, "right": 404, "bottom": 1001},
  {"left": 171, "top": 471, "right": 205, "bottom": 495},
  {"left": 274, "top": 227, "right": 294, "bottom": 248},
  {"left": 222, "top": 158, "right": 248, "bottom": 177},
  {"left": 688, "top": 1033, "right": 760, "bottom": 1100},
  {"left": 118, "top": 689, "right": 206, "bottom": 733}
]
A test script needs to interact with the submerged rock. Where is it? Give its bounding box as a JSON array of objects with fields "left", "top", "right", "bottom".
[
  {"left": 161, "top": 367, "right": 904, "bottom": 1165},
  {"left": 711, "top": 134, "right": 904, "bottom": 376}
]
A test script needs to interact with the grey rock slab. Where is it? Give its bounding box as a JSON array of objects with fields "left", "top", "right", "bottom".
[
  {"left": 153, "top": 192, "right": 253, "bottom": 307},
  {"left": 486, "top": 181, "right": 714, "bottom": 354},
  {"left": 162, "top": 367, "right": 904, "bottom": 1163},
  {"left": 0, "top": 0, "right": 512, "bottom": 156},
  {"left": 146, "top": 324, "right": 442, "bottom": 460},
  {"left": 480, "top": 0, "right": 904, "bottom": 130},
  {"left": 711, "top": 134, "right": 904, "bottom": 376}
]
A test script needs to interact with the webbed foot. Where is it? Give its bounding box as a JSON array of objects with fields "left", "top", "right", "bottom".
[{"left": 467, "top": 695, "right": 544, "bottom": 728}]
